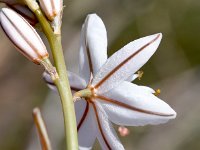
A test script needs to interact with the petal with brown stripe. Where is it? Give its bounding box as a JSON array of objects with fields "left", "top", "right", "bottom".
[
  {"left": 75, "top": 101, "right": 97, "bottom": 150},
  {"left": 93, "top": 101, "right": 125, "bottom": 150},
  {"left": 79, "top": 14, "right": 108, "bottom": 83},
  {"left": 92, "top": 33, "right": 162, "bottom": 94},
  {"left": 98, "top": 82, "right": 176, "bottom": 126}
]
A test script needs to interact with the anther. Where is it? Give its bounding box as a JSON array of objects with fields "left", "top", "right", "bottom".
[
  {"left": 154, "top": 89, "right": 161, "bottom": 96},
  {"left": 137, "top": 71, "right": 143, "bottom": 80}
]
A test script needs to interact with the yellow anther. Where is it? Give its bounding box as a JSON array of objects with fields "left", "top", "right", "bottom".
[
  {"left": 154, "top": 89, "right": 161, "bottom": 96},
  {"left": 137, "top": 71, "right": 144, "bottom": 80}
]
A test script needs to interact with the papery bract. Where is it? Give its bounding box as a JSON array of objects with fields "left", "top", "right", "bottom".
[{"left": 0, "top": 8, "right": 48, "bottom": 64}]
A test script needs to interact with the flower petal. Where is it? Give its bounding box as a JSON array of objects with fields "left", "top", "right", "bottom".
[
  {"left": 75, "top": 100, "right": 97, "bottom": 149},
  {"left": 86, "top": 14, "right": 108, "bottom": 75},
  {"left": 43, "top": 71, "right": 86, "bottom": 91},
  {"left": 97, "top": 82, "right": 176, "bottom": 126},
  {"left": 92, "top": 33, "right": 162, "bottom": 94},
  {"left": 42, "top": 72, "right": 57, "bottom": 91},
  {"left": 126, "top": 74, "right": 138, "bottom": 82},
  {"left": 79, "top": 14, "right": 107, "bottom": 83},
  {"left": 92, "top": 101, "right": 124, "bottom": 150},
  {"left": 67, "top": 71, "right": 87, "bottom": 90},
  {"left": 79, "top": 23, "right": 90, "bottom": 84}
]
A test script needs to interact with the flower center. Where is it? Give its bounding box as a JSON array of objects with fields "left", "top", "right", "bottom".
[{"left": 73, "top": 86, "right": 97, "bottom": 102}]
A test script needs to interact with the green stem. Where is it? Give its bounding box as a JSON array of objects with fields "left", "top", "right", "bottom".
[{"left": 34, "top": 9, "right": 78, "bottom": 150}]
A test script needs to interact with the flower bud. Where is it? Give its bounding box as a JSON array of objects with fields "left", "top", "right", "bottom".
[
  {"left": 39, "top": 0, "right": 63, "bottom": 21},
  {"left": 0, "top": 8, "right": 48, "bottom": 64}
]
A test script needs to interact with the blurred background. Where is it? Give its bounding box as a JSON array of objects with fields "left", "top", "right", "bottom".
[{"left": 0, "top": 0, "right": 200, "bottom": 149}]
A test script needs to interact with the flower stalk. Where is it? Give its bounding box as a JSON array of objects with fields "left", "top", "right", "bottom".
[
  {"left": 25, "top": 1, "right": 78, "bottom": 149},
  {"left": 33, "top": 107, "right": 52, "bottom": 150}
]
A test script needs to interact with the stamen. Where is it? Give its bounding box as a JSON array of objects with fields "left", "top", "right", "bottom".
[
  {"left": 137, "top": 71, "right": 143, "bottom": 80},
  {"left": 154, "top": 89, "right": 161, "bottom": 96}
]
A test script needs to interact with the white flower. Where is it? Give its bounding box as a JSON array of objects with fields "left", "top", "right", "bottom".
[{"left": 43, "top": 14, "right": 176, "bottom": 150}]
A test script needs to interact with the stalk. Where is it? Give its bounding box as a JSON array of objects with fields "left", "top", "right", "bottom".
[{"left": 31, "top": 8, "right": 78, "bottom": 150}]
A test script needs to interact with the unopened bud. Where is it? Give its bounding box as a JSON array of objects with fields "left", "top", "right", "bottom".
[
  {"left": 39, "top": 0, "right": 63, "bottom": 21},
  {"left": 7, "top": 4, "right": 37, "bottom": 25},
  {"left": 0, "top": 8, "right": 48, "bottom": 64}
]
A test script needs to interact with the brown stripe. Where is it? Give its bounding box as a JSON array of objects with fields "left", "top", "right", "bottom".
[
  {"left": 77, "top": 101, "right": 89, "bottom": 131},
  {"left": 92, "top": 102, "right": 111, "bottom": 150},
  {"left": 0, "top": 22, "right": 39, "bottom": 64},
  {"left": 83, "top": 17, "right": 94, "bottom": 82},
  {"left": 94, "top": 34, "right": 160, "bottom": 89},
  {"left": 96, "top": 95, "right": 175, "bottom": 117},
  {"left": 51, "top": 0, "right": 57, "bottom": 16},
  {"left": 86, "top": 44, "right": 94, "bottom": 76},
  {"left": 2, "top": 10, "right": 42, "bottom": 59}
]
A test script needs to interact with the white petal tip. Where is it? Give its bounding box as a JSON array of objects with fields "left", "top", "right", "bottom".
[
  {"left": 158, "top": 33, "right": 162, "bottom": 39},
  {"left": 144, "top": 33, "right": 162, "bottom": 45},
  {"left": 169, "top": 109, "right": 177, "bottom": 119},
  {"left": 87, "top": 13, "right": 98, "bottom": 18},
  {"left": 86, "top": 13, "right": 102, "bottom": 24},
  {"left": 151, "top": 33, "right": 162, "bottom": 41},
  {"left": 159, "top": 107, "right": 176, "bottom": 121},
  {"left": 157, "top": 32, "right": 162, "bottom": 37}
]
